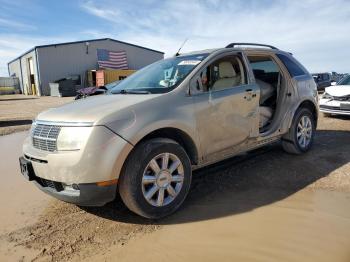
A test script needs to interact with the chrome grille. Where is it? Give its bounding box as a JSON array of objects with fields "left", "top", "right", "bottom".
[
  {"left": 32, "top": 124, "right": 61, "bottom": 152},
  {"left": 333, "top": 95, "right": 350, "bottom": 101}
]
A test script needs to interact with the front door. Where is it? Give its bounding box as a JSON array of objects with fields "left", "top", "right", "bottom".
[{"left": 192, "top": 54, "right": 259, "bottom": 160}]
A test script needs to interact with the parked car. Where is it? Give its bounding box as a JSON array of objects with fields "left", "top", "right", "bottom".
[
  {"left": 19, "top": 43, "right": 318, "bottom": 219},
  {"left": 320, "top": 74, "right": 350, "bottom": 116},
  {"left": 312, "top": 72, "right": 332, "bottom": 91}
]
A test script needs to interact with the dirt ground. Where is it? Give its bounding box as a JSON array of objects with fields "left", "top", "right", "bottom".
[
  {"left": 0, "top": 98, "right": 349, "bottom": 261},
  {"left": 0, "top": 95, "right": 73, "bottom": 136}
]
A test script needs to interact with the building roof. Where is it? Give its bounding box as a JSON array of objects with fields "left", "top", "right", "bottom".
[{"left": 8, "top": 38, "right": 164, "bottom": 64}]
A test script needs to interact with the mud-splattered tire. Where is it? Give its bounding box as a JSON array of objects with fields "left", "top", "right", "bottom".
[
  {"left": 118, "top": 138, "right": 192, "bottom": 219},
  {"left": 282, "top": 108, "right": 316, "bottom": 154}
]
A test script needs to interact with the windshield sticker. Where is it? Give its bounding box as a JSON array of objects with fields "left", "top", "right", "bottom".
[{"left": 178, "top": 60, "right": 201, "bottom": 66}]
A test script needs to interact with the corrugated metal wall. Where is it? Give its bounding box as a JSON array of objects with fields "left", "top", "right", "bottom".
[
  {"left": 37, "top": 39, "right": 163, "bottom": 95},
  {"left": 0, "top": 77, "right": 20, "bottom": 95},
  {"left": 8, "top": 59, "right": 23, "bottom": 92},
  {"left": 8, "top": 50, "right": 40, "bottom": 95},
  {"left": 0, "top": 77, "right": 20, "bottom": 88}
]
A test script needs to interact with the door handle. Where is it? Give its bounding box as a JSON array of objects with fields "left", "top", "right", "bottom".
[{"left": 244, "top": 88, "right": 256, "bottom": 100}]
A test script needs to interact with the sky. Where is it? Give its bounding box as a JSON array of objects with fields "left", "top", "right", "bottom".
[{"left": 0, "top": 0, "right": 350, "bottom": 76}]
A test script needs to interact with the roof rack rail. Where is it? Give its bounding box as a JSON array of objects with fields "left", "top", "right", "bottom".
[{"left": 225, "top": 43, "right": 278, "bottom": 50}]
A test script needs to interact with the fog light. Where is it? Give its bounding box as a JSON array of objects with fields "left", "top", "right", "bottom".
[{"left": 62, "top": 183, "right": 79, "bottom": 191}]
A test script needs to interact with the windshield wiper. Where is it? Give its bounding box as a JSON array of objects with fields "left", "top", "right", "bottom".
[{"left": 113, "top": 89, "right": 151, "bottom": 94}]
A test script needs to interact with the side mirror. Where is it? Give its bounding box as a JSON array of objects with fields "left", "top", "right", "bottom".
[
  {"left": 195, "top": 77, "right": 202, "bottom": 91},
  {"left": 189, "top": 76, "right": 202, "bottom": 95}
]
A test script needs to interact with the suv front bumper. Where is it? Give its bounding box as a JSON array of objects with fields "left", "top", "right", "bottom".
[
  {"left": 19, "top": 156, "right": 117, "bottom": 206},
  {"left": 319, "top": 99, "right": 350, "bottom": 115},
  {"left": 20, "top": 125, "right": 133, "bottom": 206},
  {"left": 22, "top": 126, "right": 133, "bottom": 184}
]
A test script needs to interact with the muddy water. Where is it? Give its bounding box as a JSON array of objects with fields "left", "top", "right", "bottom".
[
  {"left": 88, "top": 189, "right": 350, "bottom": 262},
  {"left": 0, "top": 132, "right": 49, "bottom": 235},
  {"left": 0, "top": 114, "right": 349, "bottom": 262}
]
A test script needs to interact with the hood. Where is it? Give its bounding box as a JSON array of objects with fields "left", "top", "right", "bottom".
[
  {"left": 36, "top": 94, "right": 160, "bottom": 124},
  {"left": 325, "top": 85, "right": 350, "bottom": 97}
]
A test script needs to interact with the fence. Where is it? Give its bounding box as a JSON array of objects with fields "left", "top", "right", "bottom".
[{"left": 0, "top": 77, "right": 21, "bottom": 95}]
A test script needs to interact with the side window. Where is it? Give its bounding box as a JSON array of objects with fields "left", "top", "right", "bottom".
[
  {"left": 247, "top": 55, "right": 280, "bottom": 88},
  {"left": 194, "top": 55, "right": 247, "bottom": 92},
  {"left": 247, "top": 55, "right": 281, "bottom": 107},
  {"left": 276, "top": 53, "right": 305, "bottom": 77}
]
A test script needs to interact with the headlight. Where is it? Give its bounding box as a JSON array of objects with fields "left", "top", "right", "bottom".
[
  {"left": 57, "top": 126, "right": 93, "bottom": 151},
  {"left": 30, "top": 120, "right": 37, "bottom": 135},
  {"left": 322, "top": 92, "right": 332, "bottom": 99}
]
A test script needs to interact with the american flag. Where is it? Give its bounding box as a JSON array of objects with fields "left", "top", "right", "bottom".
[{"left": 97, "top": 49, "right": 128, "bottom": 69}]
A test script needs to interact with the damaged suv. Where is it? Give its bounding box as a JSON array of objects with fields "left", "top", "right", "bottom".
[{"left": 20, "top": 43, "right": 318, "bottom": 219}]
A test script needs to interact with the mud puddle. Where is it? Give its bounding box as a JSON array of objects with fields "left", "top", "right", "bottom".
[
  {"left": 0, "top": 132, "right": 50, "bottom": 235},
  {"left": 0, "top": 132, "right": 159, "bottom": 261},
  {"left": 1, "top": 200, "right": 159, "bottom": 262},
  {"left": 0, "top": 117, "right": 349, "bottom": 262},
  {"left": 0, "top": 132, "right": 51, "bottom": 262},
  {"left": 88, "top": 189, "right": 350, "bottom": 262}
]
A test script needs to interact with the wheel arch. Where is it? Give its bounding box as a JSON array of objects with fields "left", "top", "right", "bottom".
[
  {"left": 282, "top": 99, "right": 317, "bottom": 154},
  {"left": 286, "top": 99, "right": 318, "bottom": 130},
  {"left": 135, "top": 127, "right": 199, "bottom": 165},
  {"left": 297, "top": 99, "right": 318, "bottom": 125}
]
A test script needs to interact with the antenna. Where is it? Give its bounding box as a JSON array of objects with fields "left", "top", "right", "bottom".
[{"left": 175, "top": 38, "right": 188, "bottom": 56}]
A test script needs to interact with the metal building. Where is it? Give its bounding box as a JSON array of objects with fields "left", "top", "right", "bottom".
[{"left": 7, "top": 38, "right": 164, "bottom": 96}]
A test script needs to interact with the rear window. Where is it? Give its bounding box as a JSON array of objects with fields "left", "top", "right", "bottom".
[{"left": 276, "top": 54, "right": 305, "bottom": 77}]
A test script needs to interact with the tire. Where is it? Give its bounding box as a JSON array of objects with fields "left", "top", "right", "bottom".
[
  {"left": 118, "top": 138, "right": 192, "bottom": 219},
  {"left": 282, "top": 108, "right": 316, "bottom": 154}
]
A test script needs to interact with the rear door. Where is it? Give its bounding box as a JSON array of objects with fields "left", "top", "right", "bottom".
[{"left": 191, "top": 52, "right": 259, "bottom": 160}]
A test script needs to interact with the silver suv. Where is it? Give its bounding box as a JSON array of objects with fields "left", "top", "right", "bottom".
[{"left": 19, "top": 43, "right": 318, "bottom": 219}]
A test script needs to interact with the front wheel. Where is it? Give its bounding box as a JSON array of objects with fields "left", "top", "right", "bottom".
[
  {"left": 282, "top": 108, "right": 316, "bottom": 154},
  {"left": 118, "top": 138, "right": 192, "bottom": 219}
]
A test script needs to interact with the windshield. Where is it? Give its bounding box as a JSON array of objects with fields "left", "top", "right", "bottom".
[
  {"left": 338, "top": 75, "right": 350, "bottom": 85},
  {"left": 110, "top": 54, "right": 208, "bottom": 94}
]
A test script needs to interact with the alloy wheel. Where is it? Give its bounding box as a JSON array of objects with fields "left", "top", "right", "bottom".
[
  {"left": 297, "top": 115, "right": 312, "bottom": 148},
  {"left": 141, "top": 153, "right": 184, "bottom": 207}
]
